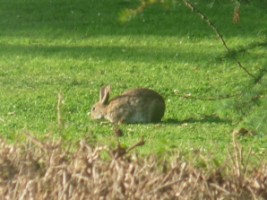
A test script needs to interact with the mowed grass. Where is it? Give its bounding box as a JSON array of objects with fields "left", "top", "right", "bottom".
[{"left": 0, "top": 0, "right": 266, "bottom": 162}]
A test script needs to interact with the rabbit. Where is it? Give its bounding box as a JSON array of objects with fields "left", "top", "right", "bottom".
[{"left": 90, "top": 86, "right": 165, "bottom": 124}]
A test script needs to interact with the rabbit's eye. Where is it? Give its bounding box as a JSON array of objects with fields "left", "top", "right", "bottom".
[{"left": 92, "top": 107, "right": 96, "bottom": 111}]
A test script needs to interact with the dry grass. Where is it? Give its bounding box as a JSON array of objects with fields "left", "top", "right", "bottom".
[{"left": 0, "top": 133, "right": 266, "bottom": 200}]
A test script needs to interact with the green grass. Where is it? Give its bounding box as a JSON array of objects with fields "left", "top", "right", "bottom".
[{"left": 0, "top": 0, "right": 267, "bottom": 162}]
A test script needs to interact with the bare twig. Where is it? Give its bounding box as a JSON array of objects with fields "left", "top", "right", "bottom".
[
  {"left": 126, "top": 137, "right": 145, "bottom": 153},
  {"left": 57, "top": 92, "right": 64, "bottom": 131},
  {"left": 24, "top": 132, "right": 47, "bottom": 152},
  {"left": 209, "top": 183, "right": 232, "bottom": 196},
  {"left": 151, "top": 178, "right": 182, "bottom": 194}
]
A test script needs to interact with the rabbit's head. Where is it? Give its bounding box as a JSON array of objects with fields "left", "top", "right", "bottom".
[{"left": 90, "top": 86, "right": 111, "bottom": 121}]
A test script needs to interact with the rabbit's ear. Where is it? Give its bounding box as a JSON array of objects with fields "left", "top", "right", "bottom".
[{"left": 100, "top": 85, "right": 111, "bottom": 105}]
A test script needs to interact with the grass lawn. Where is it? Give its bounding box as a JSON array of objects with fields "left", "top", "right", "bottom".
[{"left": 0, "top": 0, "right": 266, "bottom": 163}]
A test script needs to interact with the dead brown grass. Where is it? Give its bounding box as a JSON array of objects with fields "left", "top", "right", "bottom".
[{"left": 0, "top": 133, "right": 266, "bottom": 200}]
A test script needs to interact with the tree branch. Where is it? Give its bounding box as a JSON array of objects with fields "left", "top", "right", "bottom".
[{"left": 182, "top": 0, "right": 257, "bottom": 80}]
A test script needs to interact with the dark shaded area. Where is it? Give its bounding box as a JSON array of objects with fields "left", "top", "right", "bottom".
[
  {"left": 254, "top": 63, "right": 267, "bottom": 84},
  {"left": 217, "top": 40, "right": 267, "bottom": 83},
  {"left": 0, "top": 43, "right": 213, "bottom": 64},
  {"left": 164, "top": 115, "right": 232, "bottom": 125},
  {"left": 219, "top": 41, "right": 267, "bottom": 60},
  {"left": 0, "top": 0, "right": 266, "bottom": 38}
]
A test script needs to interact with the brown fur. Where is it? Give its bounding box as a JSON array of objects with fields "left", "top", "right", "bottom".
[{"left": 91, "top": 87, "right": 165, "bottom": 124}]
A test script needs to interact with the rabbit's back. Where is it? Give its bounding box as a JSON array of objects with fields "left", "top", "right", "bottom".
[{"left": 106, "top": 88, "right": 165, "bottom": 123}]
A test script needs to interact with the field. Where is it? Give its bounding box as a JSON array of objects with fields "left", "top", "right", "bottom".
[{"left": 0, "top": 0, "right": 267, "bottom": 164}]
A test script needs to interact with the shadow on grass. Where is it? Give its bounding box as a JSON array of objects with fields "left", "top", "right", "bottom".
[
  {"left": 0, "top": 43, "right": 212, "bottom": 64},
  {"left": 163, "top": 115, "right": 232, "bottom": 125},
  {"left": 219, "top": 41, "right": 267, "bottom": 61}
]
